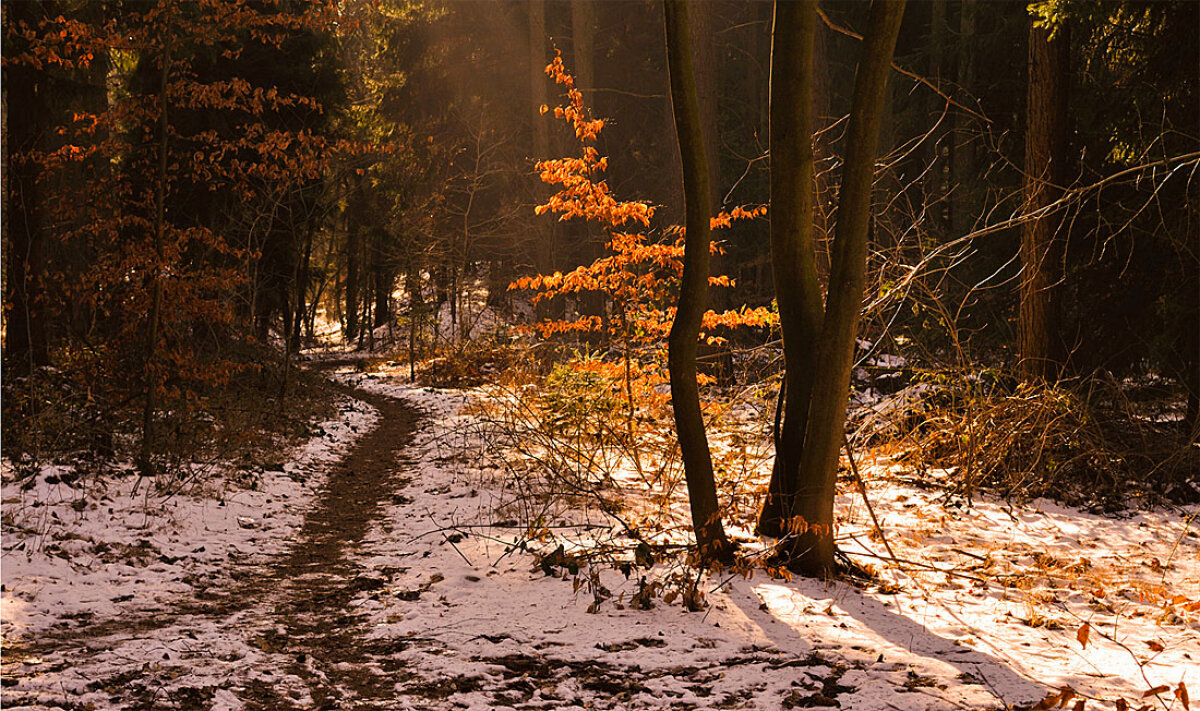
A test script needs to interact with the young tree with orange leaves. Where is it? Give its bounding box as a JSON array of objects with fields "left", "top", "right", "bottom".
[{"left": 514, "top": 51, "right": 774, "bottom": 564}]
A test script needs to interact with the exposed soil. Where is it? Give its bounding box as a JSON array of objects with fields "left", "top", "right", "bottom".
[
  {"left": 236, "top": 381, "right": 421, "bottom": 709},
  {"left": 3, "top": 373, "right": 423, "bottom": 710}
]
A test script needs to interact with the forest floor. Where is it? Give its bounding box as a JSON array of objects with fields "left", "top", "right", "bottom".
[{"left": 2, "top": 358, "right": 1198, "bottom": 711}]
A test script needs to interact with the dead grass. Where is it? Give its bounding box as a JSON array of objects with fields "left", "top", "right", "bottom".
[{"left": 869, "top": 371, "right": 1199, "bottom": 509}]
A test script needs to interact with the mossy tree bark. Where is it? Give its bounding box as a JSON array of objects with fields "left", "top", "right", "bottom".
[{"left": 664, "top": 0, "right": 731, "bottom": 564}]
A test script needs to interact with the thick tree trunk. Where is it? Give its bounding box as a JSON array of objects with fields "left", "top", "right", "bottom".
[
  {"left": 691, "top": 0, "right": 728, "bottom": 319},
  {"left": 757, "top": 0, "right": 824, "bottom": 539},
  {"left": 1018, "top": 21, "right": 1070, "bottom": 382},
  {"left": 570, "top": 0, "right": 596, "bottom": 109},
  {"left": 787, "top": 0, "right": 905, "bottom": 577},
  {"left": 664, "top": 0, "right": 731, "bottom": 564},
  {"left": 3, "top": 2, "right": 51, "bottom": 374},
  {"left": 528, "top": 0, "right": 561, "bottom": 318},
  {"left": 812, "top": 18, "right": 833, "bottom": 288}
]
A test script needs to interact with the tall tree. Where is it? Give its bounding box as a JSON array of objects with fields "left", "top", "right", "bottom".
[
  {"left": 1018, "top": 17, "right": 1070, "bottom": 382},
  {"left": 663, "top": 0, "right": 731, "bottom": 563},
  {"left": 757, "top": 0, "right": 823, "bottom": 539},
  {"left": 2, "top": 0, "right": 52, "bottom": 373},
  {"left": 755, "top": 0, "right": 906, "bottom": 576},
  {"left": 788, "top": 0, "right": 905, "bottom": 576}
]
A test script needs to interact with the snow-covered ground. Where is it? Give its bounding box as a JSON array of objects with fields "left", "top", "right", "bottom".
[
  {"left": 337, "top": 375, "right": 1199, "bottom": 711},
  {"left": 3, "top": 365, "right": 1196, "bottom": 710},
  {"left": 1, "top": 392, "right": 378, "bottom": 708}
]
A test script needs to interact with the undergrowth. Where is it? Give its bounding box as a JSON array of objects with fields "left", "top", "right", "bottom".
[
  {"left": 1, "top": 347, "right": 338, "bottom": 491},
  {"left": 857, "top": 369, "right": 1200, "bottom": 509}
]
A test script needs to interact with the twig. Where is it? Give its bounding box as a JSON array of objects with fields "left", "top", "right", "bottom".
[
  {"left": 843, "top": 432, "right": 900, "bottom": 566},
  {"left": 816, "top": 6, "right": 990, "bottom": 123}
]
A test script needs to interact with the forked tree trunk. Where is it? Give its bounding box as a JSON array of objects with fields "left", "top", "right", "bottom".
[
  {"left": 664, "top": 0, "right": 731, "bottom": 564},
  {"left": 1018, "top": 21, "right": 1070, "bottom": 382},
  {"left": 757, "top": 0, "right": 823, "bottom": 539},
  {"left": 786, "top": 0, "right": 905, "bottom": 577}
]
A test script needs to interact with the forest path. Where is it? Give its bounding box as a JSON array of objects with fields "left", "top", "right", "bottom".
[
  {"left": 235, "top": 369, "right": 422, "bottom": 709},
  {"left": 2, "top": 368, "right": 423, "bottom": 710}
]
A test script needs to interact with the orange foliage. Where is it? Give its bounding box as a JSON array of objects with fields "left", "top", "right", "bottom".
[
  {"left": 511, "top": 51, "right": 775, "bottom": 350},
  {"left": 3, "top": 1, "right": 357, "bottom": 446}
]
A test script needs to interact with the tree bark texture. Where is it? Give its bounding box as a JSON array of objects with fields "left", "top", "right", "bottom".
[
  {"left": 3, "top": 0, "right": 51, "bottom": 373},
  {"left": 141, "top": 37, "right": 172, "bottom": 474},
  {"left": 1018, "top": 21, "right": 1070, "bottom": 382},
  {"left": 664, "top": 0, "right": 731, "bottom": 563},
  {"left": 950, "top": 0, "right": 978, "bottom": 237},
  {"left": 757, "top": 0, "right": 823, "bottom": 539},
  {"left": 345, "top": 175, "right": 366, "bottom": 342},
  {"left": 787, "top": 0, "right": 905, "bottom": 577}
]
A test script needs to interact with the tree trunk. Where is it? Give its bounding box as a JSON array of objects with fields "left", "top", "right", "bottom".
[
  {"left": 812, "top": 17, "right": 833, "bottom": 288},
  {"left": 925, "top": 0, "right": 949, "bottom": 230},
  {"left": 291, "top": 221, "right": 313, "bottom": 351},
  {"left": 691, "top": 0, "right": 728, "bottom": 319},
  {"left": 664, "top": 0, "right": 731, "bottom": 564},
  {"left": 570, "top": 0, "right": 596, "bottom": 109},
  {"left": 2, "top": 1, "right": 51, "bottom": 374},
  {"left": 345, "top": 176, "right": 365, "bottom": 343},
  {"left": 1018, "top": 20, "right": 1070, "bottom": 382},
  {"left": 407, "top": 260, "right": 424, "bottom": 380},
  {"left": 787, "top": 0, "right": 905, "bottom": 577},
  {"left": 949, "top": 0, "right": 977, "bottom": 237},
  {"left": 757, "top": 0, "right": 824, "bottom": 539},
  {"left": 528, "top": 0, "right": 560, "bottom": 318},
  {"left": 373, "top": 231, "right": 393, "bottom": 329},
  {"left": 141, "top": 36, "right": 172, "bottom": 475}
]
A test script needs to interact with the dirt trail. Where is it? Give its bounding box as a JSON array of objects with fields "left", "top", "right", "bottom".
[
  {"left": 4, "top": 373, "right": 423, "bottom": 710},
  {"left": 239, "top": 381, "right": 420, "bottom": 709}
]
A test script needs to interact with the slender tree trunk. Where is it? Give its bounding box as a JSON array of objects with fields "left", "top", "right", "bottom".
[
  {"left": 291, "top": 221, "right": 313, "bottom": 351},
  {"left": 787, "top": 0, "right": 905, "bottom": 577},
  {"left": 141, "top": 38, "right": 172, "bottom": 475},
  {"left": 757, "top": 0, "right": 823, "bottom": 539},
  {"left": 926, "top": 0, "right": 949, "bottom": 230},
  {"left": 1018, "top": 20, "right": 1070, "bottom": 382},
  {"left": 664, "top": 0, "right": 731, "bottom": 564},
  {"left": 345, "top": 176, "right": 364, "bottom": 343},
  {"left": 373, "top": 232, "right": 393, "bottom": 329},
  {"left": 3, "top": 1, "right": 51, "bottom": 374},
  {"left": 407, "top": 260, "right": 423, "bottom": 380},
  {"left": 949, "top": 0, "right": 977, "bottom": 236}
]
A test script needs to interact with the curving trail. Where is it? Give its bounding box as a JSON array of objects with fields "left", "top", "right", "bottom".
[
  {"left": 236, "top": 376, "right": 422, "bottom": 710},
  {"left": 3, "top": 373, "right": 423, "bottom": 710}
]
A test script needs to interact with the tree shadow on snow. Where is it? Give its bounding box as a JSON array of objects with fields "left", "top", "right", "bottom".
[{"left": 724, "top": 575, "right": 1055, "bottom": 708}]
